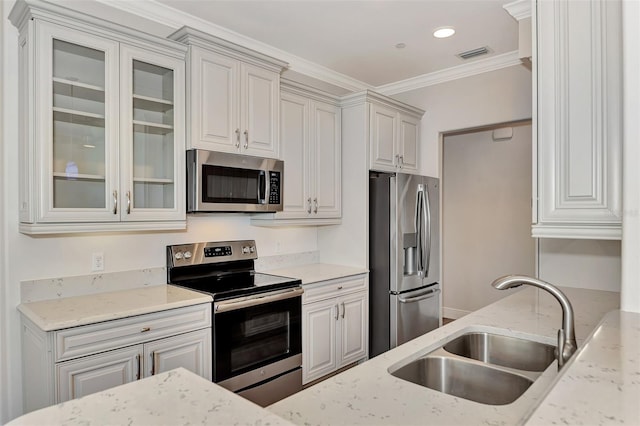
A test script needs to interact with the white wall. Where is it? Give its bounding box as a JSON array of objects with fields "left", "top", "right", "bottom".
[
  {"left": 0, "top": 5, "right": 318, "bottom": 421},
  {"left": 539, "top": 239, "right": 621, "bottom": 291},
  {"left": 442, "top": 124, "right": 535, "bottom": 318},
  {"left": 392, "top": 65, "right": 534, "bottom": 177},
  {"left": 621, "top": 0, "right": 640, "bottom": 313},
  {"left": 0, "top": 1, "right": 8, "bottom": 422}
]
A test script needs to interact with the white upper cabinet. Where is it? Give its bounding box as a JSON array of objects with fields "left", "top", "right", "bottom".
[
  {"left": 169, "top": 27, "right": 287, "bottom": 159},
  {"left": 341, "top": 91, "right": 423, "bottom": 175},
  {"left": 9, "top": 0, "right": 187, "bottom": 234},
  {"left": 252, "top": 81, "right": 341, "bottom": 226},
  {"left": 370, "top": 99, "right": 422, "bottom": 174},
  {"left": 534, "top": 0, "right": 622, "bottom": 239}
]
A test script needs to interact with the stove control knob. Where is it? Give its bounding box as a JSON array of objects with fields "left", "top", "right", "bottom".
[
  {"left": 183, "top": 251, "right": 192, "bottom": 259},
  {"left": 174, "top": 252, "right": 183, "bottom": 260},
  {"left": 250, "top": 246, "right": 256, "bottom": 253},
  {"left": 242, "top": 246, "right": 250, "bottom": 254}
]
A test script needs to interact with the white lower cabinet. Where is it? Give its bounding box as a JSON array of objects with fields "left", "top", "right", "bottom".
[
  {"left": 57, "top": 345, "right": 141, "bottom": 402},
  {"left": 21, "top": 303, "right": 212, "bottom": 412},
  {"left": 302, "top": 275, "right": 368, "bottom": 385}
]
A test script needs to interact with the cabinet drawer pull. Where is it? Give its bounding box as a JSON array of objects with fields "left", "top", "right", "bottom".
[
  {"left": 140, "top": 327, "right": 151, "bottom": 333},
  {"left": 337, "top": 286, "right": 343, "bottom": 290}
]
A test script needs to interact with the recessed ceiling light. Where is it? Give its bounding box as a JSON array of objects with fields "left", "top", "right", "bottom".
[
  {"left": 433, "top": 27, "right": 455, "bottom": 39},
  {"left": 395, "top": 43, "right": 406, "bottom": 49}
]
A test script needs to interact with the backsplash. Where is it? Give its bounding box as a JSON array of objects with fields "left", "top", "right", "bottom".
[
  {"left": 21, "top": 267, "right": 166, "bottom": 303},
  {"left": 255, "top": 251, "right": 319, "bottom": 271},
  {"left": 20, "top": 251, "right": 319, "bottom": 303}
]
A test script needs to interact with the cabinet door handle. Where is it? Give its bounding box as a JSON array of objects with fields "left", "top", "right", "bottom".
[
  {"left": 126, "top": 191, "right": 131, "bottom": 214},
  {"left": 135, "top": 354, "right": 141, "bottom": 380},
  {"left": 399, "top": 155, "right": 404, "bottom": 168},
  {"left": 140, "top": 327, "right": 151, "bottom": 333},
  {"left": 244, "top": 130, "right": 249, "bottom": 149},
  {"left": 313, "top": 198, "right": 318, "bottom": 214},
  {"left": 341, "top": 302, "right": 345, "bottom": 319},
  {"left": 335, "top": 304, "right": 339, "bottom": 321},
  {"left": 235, "top": 128, "right": 240, "bottom": 148},
  {"left": 307, "top": 198, "right": 312, "bottom": 214},
  {"left": 113, "top": 190, "right": 118, "bottom": 214},
  {"left": 151, "top": 352, "right": 157, "bottom": 376}
]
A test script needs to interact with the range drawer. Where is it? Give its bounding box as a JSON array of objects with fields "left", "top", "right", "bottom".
[
  {"left": 55, "top": 303, "right": 211, "bottom": 362},
  {"left": 302, "top": 274, "right": 367, "bottom": 304}
]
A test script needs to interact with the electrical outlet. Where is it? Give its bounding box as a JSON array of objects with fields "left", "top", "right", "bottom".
[{"left": 92, "top": 252, "right": 104, "bottom": 272}]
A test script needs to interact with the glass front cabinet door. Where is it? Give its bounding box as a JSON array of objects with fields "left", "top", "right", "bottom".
[
  {"left": 41, "top": 23, "right": 119, "bottom": 223},
  {"left": 13, "top": 5, "right": 186, "bottom": 234},
  {"left": 120, "top": 45, "right": 185, "bottom": 222}
]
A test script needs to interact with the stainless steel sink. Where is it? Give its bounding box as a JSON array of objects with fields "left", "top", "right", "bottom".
[
  {"left": 388, "top": 330, "right": 558, "bottom": 405},
  {"left": 443, "top": 332, "right": 556, "bottom": 372},
  {"left": 390, "top": 355, "right": 534, "bottom": 405}
]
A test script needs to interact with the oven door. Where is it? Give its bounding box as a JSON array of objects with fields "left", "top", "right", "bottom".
[{"left": 213, "top": 288, "right": 302, "bottom": 388}]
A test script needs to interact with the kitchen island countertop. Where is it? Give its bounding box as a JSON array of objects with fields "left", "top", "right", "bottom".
[
  {"left": 8, "top": 367, "right": 293, "bottom": 426},
  {"left": 268, "top": 286, "right": 627, "bottom": 425}
]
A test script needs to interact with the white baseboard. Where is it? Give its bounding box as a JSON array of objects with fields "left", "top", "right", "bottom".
[{"left": 443, "top": 307, "right": 471, "bottom": 320}]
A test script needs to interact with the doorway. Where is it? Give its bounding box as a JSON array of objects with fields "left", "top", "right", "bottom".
[{"left": 441, "top": 121, "right": 535, "bottom": 319}]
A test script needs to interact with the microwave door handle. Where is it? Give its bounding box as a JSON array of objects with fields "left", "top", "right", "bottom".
[{"left": 258, "top": 170, "right": 266, "bottom": 204}]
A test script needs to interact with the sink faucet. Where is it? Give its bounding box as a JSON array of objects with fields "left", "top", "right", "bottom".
[{"left": 491, "top": 275, "right": 577, "bottom": 369}]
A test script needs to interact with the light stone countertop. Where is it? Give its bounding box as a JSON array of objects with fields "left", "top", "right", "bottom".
[
  {"left": 7, "top": 367, "right": 293, "bottom": 426},
  {"left": 262, "top": 263, "right": 368, "bottom": 285},
  {"left": 526, "top": 309, "right": 640, "bottom": 425},
  {"left": 18, "top": 285, "right": 212, "bottom": 331},
  {"left": 268, "top": 286, "right": 622, "bottom": 425}
]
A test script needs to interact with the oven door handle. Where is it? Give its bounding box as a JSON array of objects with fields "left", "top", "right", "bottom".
[{"left": 214, "top": 287, "right": 304, "bottom": 313}]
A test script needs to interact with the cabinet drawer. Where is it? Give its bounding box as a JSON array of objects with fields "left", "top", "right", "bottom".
[
  {"left": 303, "top": 275, "right": 367, "bottom": 304},
  {"left": 55, "top": 303, "right": 211, "bottom": 362}
]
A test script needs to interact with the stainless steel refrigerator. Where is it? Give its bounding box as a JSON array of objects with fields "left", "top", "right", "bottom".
[{"left": 369, "top": 171, "right": 440, "bottom": 358}]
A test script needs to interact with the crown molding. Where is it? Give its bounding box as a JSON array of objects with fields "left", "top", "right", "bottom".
[
  {"left": 375, "top": 51, "right": 522, "bottom": 96},
  {"left": 503, "top": 0, "right": 532, "bottom": 21},
  {"left": 95, "top": 0, "right": 372, "bottom": 93},
  {"left": 95, "top": 0, "right": 523, "bottom": 95}
]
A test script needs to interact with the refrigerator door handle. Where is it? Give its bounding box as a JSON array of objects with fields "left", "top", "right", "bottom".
[
  {"left": 398, "top": 287, "right": 441, "bottom": 303},
  {"left": 416, "top": 185, "right": 430, "bottom": 277},
  {"left": 423, "top": 184, "right": 432, "bottom": 278},
  {"left": 415, "top": 188, "right": 424, "bottom": 275},
  {"left": 398, "top": 288, "right": 440, "bottom": 303}
]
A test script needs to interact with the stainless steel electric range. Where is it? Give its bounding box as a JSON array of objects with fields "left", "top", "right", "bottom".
[{"left": 167, "top": 240, "right": 303, "bottom": 407}]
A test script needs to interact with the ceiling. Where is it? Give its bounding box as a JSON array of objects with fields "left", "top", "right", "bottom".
[{"left": 154, "top": 0, "right": 519, "bottom": 88}]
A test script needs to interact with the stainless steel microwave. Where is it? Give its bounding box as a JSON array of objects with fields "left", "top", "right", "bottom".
[{"left": 187, "top": 149, "right": 284, "bottom": 213}]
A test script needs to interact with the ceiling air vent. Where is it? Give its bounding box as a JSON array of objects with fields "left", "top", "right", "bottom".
[{"left": 457, "top": 46, "right": 490, "bottom": 60}]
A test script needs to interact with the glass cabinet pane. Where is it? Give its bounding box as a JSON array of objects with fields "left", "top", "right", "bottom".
[
  {"left": 52, "top": 39, "right": 106, "bottom": 209},
  {"left": 131, "top": 60, "right": 175, "bottom": 209}
]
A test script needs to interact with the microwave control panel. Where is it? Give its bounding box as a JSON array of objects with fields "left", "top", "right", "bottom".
[{"left": 269, "top": 171, "right": 281, "bottom": 205}]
